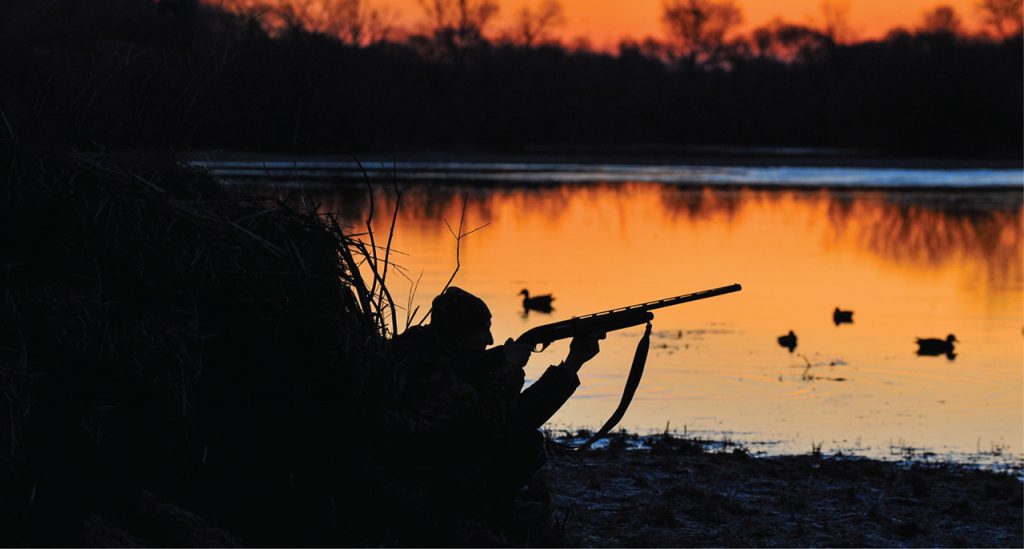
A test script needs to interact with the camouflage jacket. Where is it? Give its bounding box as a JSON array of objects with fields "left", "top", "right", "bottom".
[
  {"left": 380, "top": 326, "right": 580, "bottom": 441},
  {"left": 370, "top": 326, "right": 581, "bottom": 541}
]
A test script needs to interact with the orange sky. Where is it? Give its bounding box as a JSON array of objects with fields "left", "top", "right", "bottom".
[{"left": 378, "top": 0, "right": 985, "bottom": 49}]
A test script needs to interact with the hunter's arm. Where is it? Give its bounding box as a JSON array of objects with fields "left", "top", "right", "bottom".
[
  {"left": 510, "top": 363, "right": 580, "bottom": 431},
  {"left": 510, "top": 331, "right": 603, "bottom": 430}
]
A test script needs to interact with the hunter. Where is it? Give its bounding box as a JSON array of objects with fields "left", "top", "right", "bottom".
[{"left": 375, "top": 286, "right": 603, "bottom": 544}]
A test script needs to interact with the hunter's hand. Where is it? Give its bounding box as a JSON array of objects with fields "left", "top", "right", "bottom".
[
  {"left": 565, "top": 332, "right": 605, "bottom": 372},
  {"left": 502, "top": 338, "right": 532, "bottom": 369}
]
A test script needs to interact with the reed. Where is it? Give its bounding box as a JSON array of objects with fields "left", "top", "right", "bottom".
[{"left": 0, "top": 144, "right": 393, "bottom": 545}]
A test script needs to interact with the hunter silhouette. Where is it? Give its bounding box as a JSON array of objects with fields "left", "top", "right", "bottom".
[{"left": 376, "top": 286, "right": 603, "bottom": 544}]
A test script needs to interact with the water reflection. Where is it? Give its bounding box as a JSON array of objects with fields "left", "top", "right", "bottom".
[
  {"left": 307, "top": 184, "right": 1022, "bottom": 291},
  {"left": 816, "top": 192, "right": 1022, "bottom": 288},
  {"left": 289, "top": 181, "right": 1021, "bottom": 464}
]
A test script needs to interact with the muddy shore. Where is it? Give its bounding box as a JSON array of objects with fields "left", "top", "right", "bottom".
[{"left": 537, "top": 434, "right": 1023, "bottom": 547}]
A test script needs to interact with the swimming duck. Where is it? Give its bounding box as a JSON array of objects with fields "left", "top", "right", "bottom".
[
  {"left": 833, "top": 307, "right": 854, "bottom": 325},
  {"left": 916, "top": 334, "right": 957, "bottom": 356},
  {"left": 519, "top": 289, "right": 554, "bottom": 313},
  {"left": 777, "top": 330, "right": 797, "bottom": 353}
]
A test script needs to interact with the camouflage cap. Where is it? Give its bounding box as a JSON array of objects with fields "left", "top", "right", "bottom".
[{"left": 431, "top": 287, "right": 491, "bottom": 339}]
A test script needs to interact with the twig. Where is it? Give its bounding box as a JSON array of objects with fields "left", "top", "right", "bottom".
[
  {"left": 230, "top": 221, "right": 285, "bottom": 257},
  {"left": 0, "top": 107, "right": 16, "bottom": 141},
  {"left": 417, "top": 193, "right": 489, "bottom": 326},
  {"left": 332, "top": 220, "right": 376, "bottom": 329},
  {"left": 352, "top": 238, "right": 390, "bottom": 334},
  {"left": 798, "top": 353, "right": 813, "bottom": 381},
  {"left": 404, "top": 270, "right": 424, "bottom": 331},
  {"left": 375, "top": 161, "right": 401, "bottom": 334},
  {"left": 352, "top": 155, "right": 380, "bottom": 300},
  {"left": 438, "top": 195, "right": 469, "bottom": 294}
]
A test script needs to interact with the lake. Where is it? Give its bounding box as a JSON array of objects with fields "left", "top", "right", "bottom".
[{"left": 200, "top": 157, "right": 1023, "bottom": 468}]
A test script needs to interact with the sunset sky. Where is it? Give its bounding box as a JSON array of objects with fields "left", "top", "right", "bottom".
[{"left": 377, "top": 0, "right": 985, "bottom": 48}]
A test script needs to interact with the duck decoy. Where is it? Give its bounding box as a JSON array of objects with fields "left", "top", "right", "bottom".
[
  {"left": 519, "top": 289, "right": 555, "bottom": 314},
  {"left": 777, "top": 330, "right": 797, "bottom": 353},
  {"left": 833, "top": 307, "right": 854, "bottom": 325},
  {"left": 916, "top": 334, "right": 957, "bottom": 359}
]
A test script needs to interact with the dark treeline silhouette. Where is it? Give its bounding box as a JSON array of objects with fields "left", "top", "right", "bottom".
[{"left": 3, "top": 1, "right": 1022, "bottom": 157}]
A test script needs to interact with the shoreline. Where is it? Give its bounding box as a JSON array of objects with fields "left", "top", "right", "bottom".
[
  {"left": 187, "top": 149, "right": 1024, "bottom": 191},
  {"left": 549, "top": 430, "right": 1024, "bottom": 478},
  {"left": 540, "top": 431, "right": 1023, "bottom": 547},
  {"left": 188, "top": 147, "right": 1024, "bottom": 171}
]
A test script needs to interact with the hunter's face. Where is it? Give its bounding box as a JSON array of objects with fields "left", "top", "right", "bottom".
[{"left": 457, "top": 318, "right": 494, "bottom": 354}]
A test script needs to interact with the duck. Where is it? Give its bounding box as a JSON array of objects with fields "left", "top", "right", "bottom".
[
  {"left": 916, "top": 334, "right": 957, "bottom": 357},
  {"left": 777, "top": 330, "right": 797, "bottom": 353},
  {"left": 833, "top": 307, "right": 854, "bottom": 325},
  {"left": 519, "top": 289, "right": 554, "bottom": 313}
]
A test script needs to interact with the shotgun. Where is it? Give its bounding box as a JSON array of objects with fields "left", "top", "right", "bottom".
[{"left": 516, "top": 283, "right": 742, "bottom": 351}]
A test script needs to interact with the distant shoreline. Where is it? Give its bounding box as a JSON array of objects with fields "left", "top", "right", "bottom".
[
  {"left": 186, "top": 148, "right": 1024, "bottom": 190},
  {"left": 188, "top": 147, "right": 1024, "bottom": 171}
]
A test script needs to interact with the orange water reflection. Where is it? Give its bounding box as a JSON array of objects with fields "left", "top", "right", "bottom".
[{"left": 319, "top": 183, "right": 1023, "bottom": 462}]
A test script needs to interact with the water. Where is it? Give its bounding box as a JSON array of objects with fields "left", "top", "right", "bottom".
[
  {"left": 194, "top": 158, "right": 1023, "bottom": 188},
  {"left": 202, "top": 158, "right": 1023, "bottom": 468}
]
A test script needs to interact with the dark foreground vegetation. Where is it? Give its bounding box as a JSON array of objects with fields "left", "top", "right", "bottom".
[
  {"left": 0, "top": 145, "right": 394, "bottom": 545},
  {"left": 2, "top": 0, "right": 1022, "bottom": 157},
  {"left": 2, "top": 146, "right": 1022, "bottom": 546}
]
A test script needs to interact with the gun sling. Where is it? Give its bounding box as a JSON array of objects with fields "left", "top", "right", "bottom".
[{"left": 576, "top": 321, "right": 653, "bottom": 450}]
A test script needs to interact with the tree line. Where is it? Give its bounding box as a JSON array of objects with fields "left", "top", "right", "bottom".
[{"left": 1, "top": 0, "right": 1021, "bottom": 155}]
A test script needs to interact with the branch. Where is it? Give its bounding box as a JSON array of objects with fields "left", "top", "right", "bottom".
[
  {"left": 417, "top": 193, "right": 489, "bottom": 326},
  {"left": 375, "top": 160, "right": 401, "bottom": 335},
  {"left": 439, "top": 193, "right": 469, "bottom": 295},
  {"left": 352, "top": 154, "right": 381, "bottom": 303},
  {"left": 404, "top": 270, "right": 424, "bottom": 332}
]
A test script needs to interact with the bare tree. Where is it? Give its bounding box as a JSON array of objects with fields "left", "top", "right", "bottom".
[
  {"left": 361, "top": 5, "right": 398, "bottom": 43},
  {"left": 660, "top": 0, "right": 743, "bottom": 66},
  {"left": 920, "top": 5, "right": 963, "bottom": 34},
  {"left": 219, "top": 0, "right": 394, "bottom": 44},
  {"left": 505, "top": 0, "right": 565, "bottom": 47},
  {"left": 307, "top": 0, "right": 396, "bottom": 45},
  {"left": 751, "top": 19, "right": 831, "bottom": 63},
  {"left": 976, "top": 0, "right": 1023, "bottom": 38},
  {"left": 418, "top": 0, "right": 500, "bottom": 50},
  {"left": 819, "top": 0, "right": 856, "bottom": 44}
]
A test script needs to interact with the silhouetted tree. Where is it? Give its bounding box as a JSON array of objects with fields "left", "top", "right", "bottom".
[
  {"left": 618, "top": 37, "right": 672, "bottom": 63},
  {"left": 418, "top": 0, "right": 499, "bottom": 52},
  {"left": 977, "top": 0, "right": 1023, "bottom": 38},
  {"left": 660, "top": 0, "right": 743, "bottom": 66},
  {"left": 750, "top": 19, "right": 832, "bottom": 63},
  {"left": 219, "top": 0, "right": 397, "bottom": 43},
  {"left": 504, "top": 0, "right": 565, "bottom": 47},
  {"left": 9, "top": 2, "right": 1021, "bottom": 156},
  {"left": 306, "top": 0, "right": 395, "bottom": 45},
  {"left": 819, "top": 0, "right": 857, "bottom": 44},
  {"left": 920, "top": 5, "right": 963, "bottom": 35}
]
